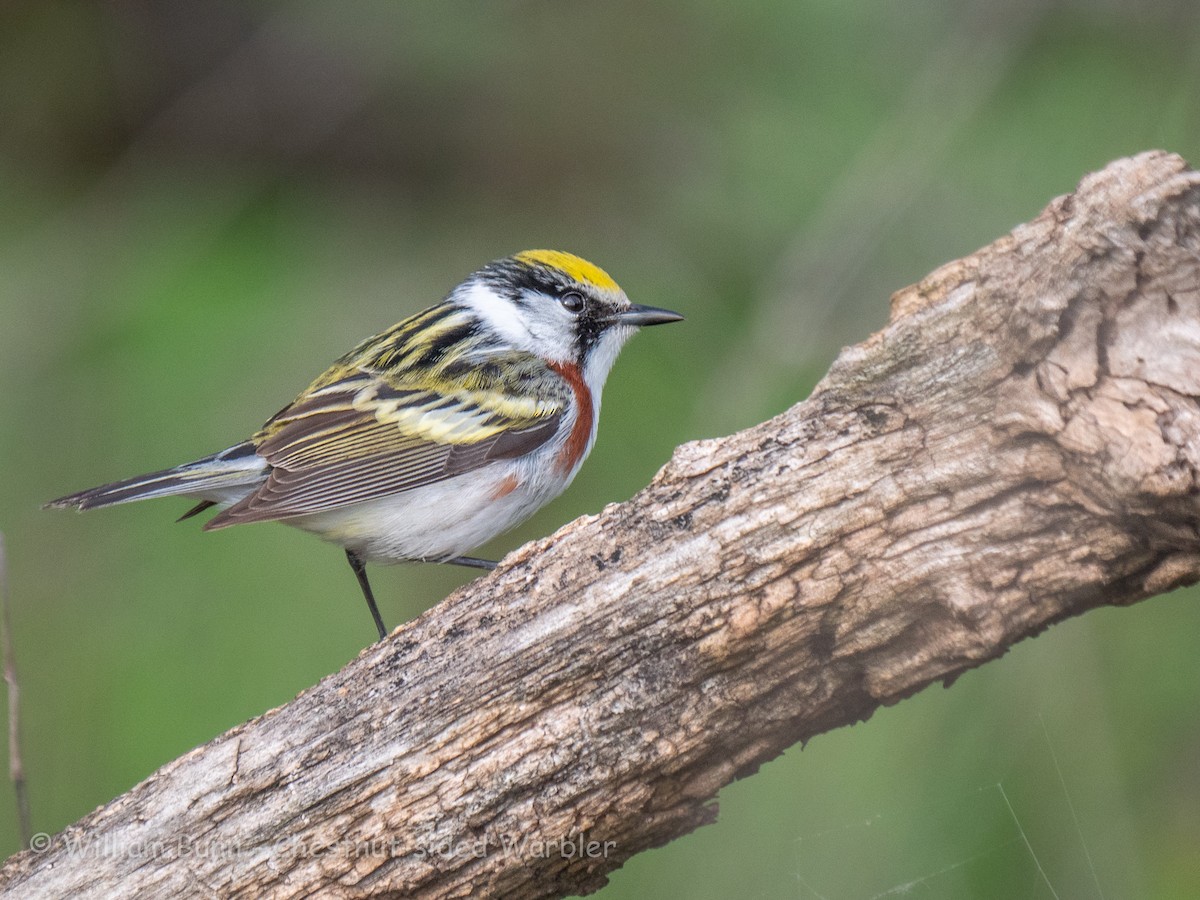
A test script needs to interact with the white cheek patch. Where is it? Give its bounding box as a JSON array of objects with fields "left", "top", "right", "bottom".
[
  {"left": 456, "top": 281, "right": 579, "bottom": 362},
  {"left": 524, "top": 308, "right": 578, "bottom": 363},
  {"left": 456, "top": 281, "right": 531, "bottom": 346}
]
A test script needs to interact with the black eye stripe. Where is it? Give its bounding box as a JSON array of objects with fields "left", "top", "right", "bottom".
[{"left": 473, "top": 256, "right": 621, "bottom": 358}]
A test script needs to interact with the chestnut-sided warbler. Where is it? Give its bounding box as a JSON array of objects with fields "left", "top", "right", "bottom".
[{"left": 48, "top": 250, "right": 682, "bottom": 640}]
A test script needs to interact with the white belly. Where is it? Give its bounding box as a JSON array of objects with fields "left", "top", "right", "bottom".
[{"left": 286, "top": 456, "right": 573, "bottom": 564}]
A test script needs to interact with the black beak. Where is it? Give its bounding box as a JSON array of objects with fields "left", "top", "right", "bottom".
[{"left": 614, "top": 303, "right": 685, "bottom": 327}]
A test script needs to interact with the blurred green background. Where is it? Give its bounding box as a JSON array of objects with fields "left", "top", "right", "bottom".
[{"left": 2, "top": 0, "right": 1199, "bottom": 896}]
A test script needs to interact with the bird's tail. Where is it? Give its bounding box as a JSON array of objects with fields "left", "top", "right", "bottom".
[{"left": 45, "top": 442, "right": 267, "bottom": 515}]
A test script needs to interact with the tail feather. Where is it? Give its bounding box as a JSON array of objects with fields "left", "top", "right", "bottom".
[
  {"left": 176, "top": 500, "right": 218, "bottom": 522},
  {"left": 45, "top": 443, "right": 266, "bottom": 513}
]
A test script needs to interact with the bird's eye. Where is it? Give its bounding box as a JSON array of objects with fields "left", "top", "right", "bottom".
[{"left": 560, "top": 291, "right": 586, "bottom": 313}]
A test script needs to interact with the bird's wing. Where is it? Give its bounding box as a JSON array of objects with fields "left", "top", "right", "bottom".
[{"left": 204, "top": 344, "right": 566, "bottom": 529}]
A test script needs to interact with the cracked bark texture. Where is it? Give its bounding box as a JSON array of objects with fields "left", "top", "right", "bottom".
[{"left": 3, "top": 150, "right": 1199, "bottom": 899}]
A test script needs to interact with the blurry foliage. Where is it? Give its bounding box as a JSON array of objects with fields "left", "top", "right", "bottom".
[{"left": 1, "top": 0, "right": 1199, "bottom": 896}]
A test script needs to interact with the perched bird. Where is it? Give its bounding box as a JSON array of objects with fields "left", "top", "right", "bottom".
[{"left": 48, "top": 250, "right": 682, "bottom": 640}]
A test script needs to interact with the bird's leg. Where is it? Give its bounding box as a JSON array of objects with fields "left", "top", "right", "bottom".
[
  {"left": 346, "top": 549, "right": 387, "bottom": 641},
  {"left": 443, "top": 556, "right": 498, "bottom": 571}
]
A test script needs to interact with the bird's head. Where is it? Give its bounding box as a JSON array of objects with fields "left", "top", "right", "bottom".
[{"left": 452, "top": 250, "right": 682, "bottom": 386}]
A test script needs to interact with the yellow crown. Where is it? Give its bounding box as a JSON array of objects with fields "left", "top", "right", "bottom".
[{"left": 515, "top": 249, "right": 620, "bottom": 292}]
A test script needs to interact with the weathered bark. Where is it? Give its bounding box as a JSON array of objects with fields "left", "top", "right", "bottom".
[{"left": 4, "top": 151, "right": 1199, "bottom": 899}]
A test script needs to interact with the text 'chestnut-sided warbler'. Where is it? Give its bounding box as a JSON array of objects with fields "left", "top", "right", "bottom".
[{"left": 48, "top": 250, "right": 682, "bottom": 640}]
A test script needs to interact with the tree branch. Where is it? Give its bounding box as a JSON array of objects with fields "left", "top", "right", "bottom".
[{"left": 4, "top": 151, "right": 1199, "bottom": 899}]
